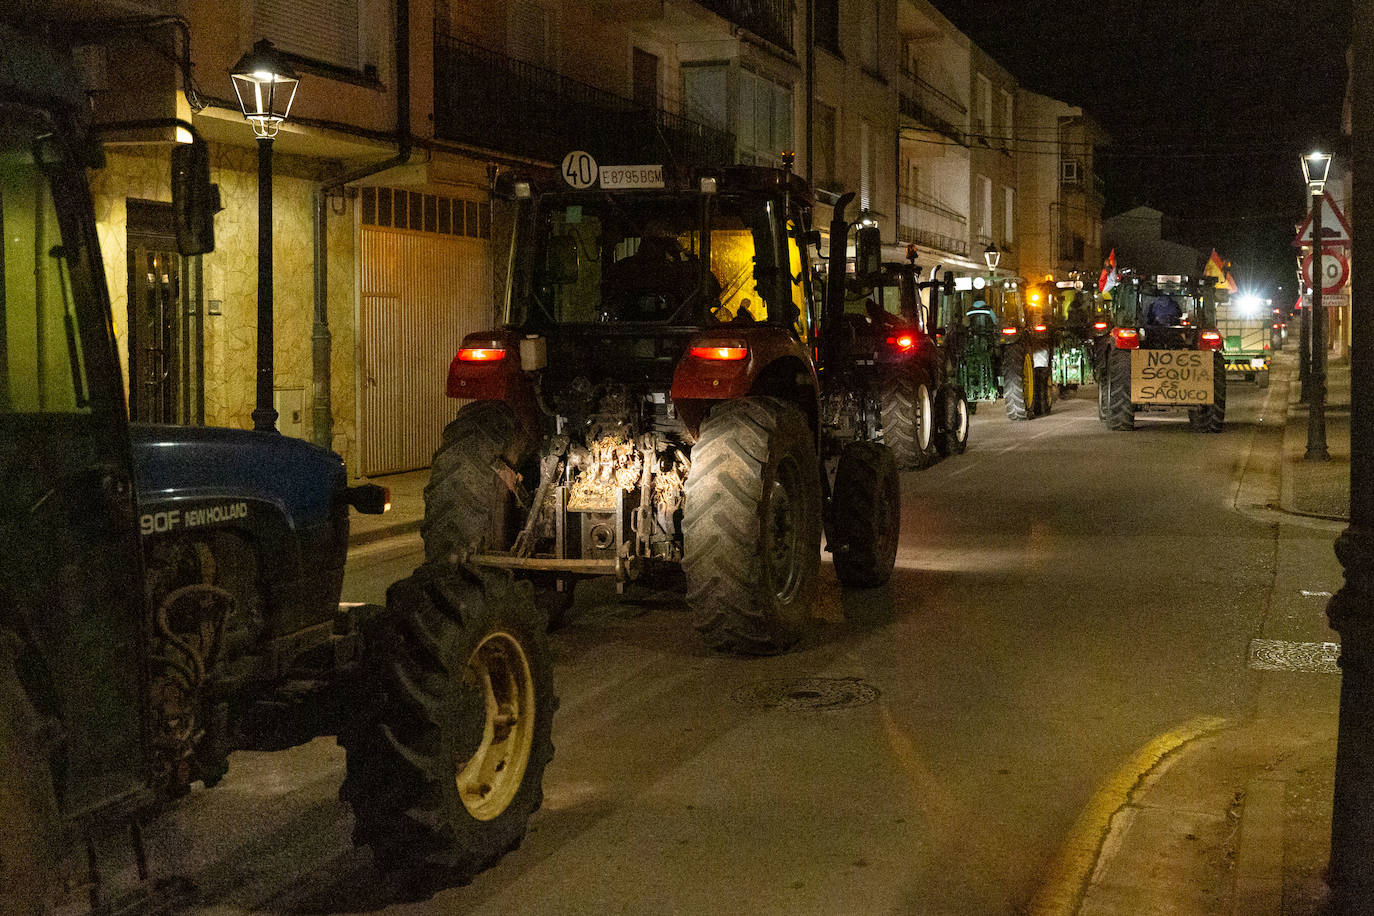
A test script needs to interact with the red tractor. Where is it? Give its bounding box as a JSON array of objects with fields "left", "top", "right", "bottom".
[{"left": 425, "top": 161, "right": 899, "bottom": 654}]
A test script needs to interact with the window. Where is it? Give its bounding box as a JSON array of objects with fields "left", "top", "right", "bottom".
[
  {"left": 1000, "top": 89, "right": 1013, "bottom": 150},
  {"left": 860, "top": 0, "right": 880, "bottom": 72},
  {"left": 255, "top": 0, "right": 361, "bottom": 70},
  {"left": 815, "top": 0, "right": 840, "bottom": 55},
  {"left": 814, "top": 102, "right": 837, "bottom": 189},
  {"left": 683, "top": 64, "right": 728, "bottom": 130},
  {"left": 1003, "top": 186, "right": 1015, "bottom": 248},
  {"left": 974, "top": 74, "right": 991, "bottom": 138},
  {"left": 633, "top": 47, "right": 659, "bottom": 110},
  {"left": 1, "top": 123, "right": 92, "bottom": 414},
  {"left": 738, "top": 70, "right": 793, "bottom": 166},
  {"left": 859, "top": 120, "right": 872, "bottom": 210},
  {"left": 978, "top": 175, "right": 992, "bottom": 243},
  {"left": 508, "top": 0, "right": 552, "bottom": 68},
  {"left": 360, "top": 187, "right": 490, "bottom": 239}
]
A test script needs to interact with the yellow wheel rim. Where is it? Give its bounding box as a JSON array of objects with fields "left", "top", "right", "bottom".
[
  {"left": 1023, "top": 353, "right": 1035, "bottom": 406},
  {"left": 455, "top": 631, "right": 536, "bottom": 821}
]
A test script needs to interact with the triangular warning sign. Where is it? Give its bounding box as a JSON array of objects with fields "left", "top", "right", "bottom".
[{"left": 1294, "top": 191, "right": 1352, "bottom": 248}]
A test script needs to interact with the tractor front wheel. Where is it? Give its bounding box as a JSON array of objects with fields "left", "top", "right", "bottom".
[
  {"left": 936, "top": 386, "right": 970, "bottom": 456},
  {"left": 340, "top": 565, "right": 554, "bottom": 886},
  {"left": 880, "top": 373, "right": 939, "bottom": 469}
]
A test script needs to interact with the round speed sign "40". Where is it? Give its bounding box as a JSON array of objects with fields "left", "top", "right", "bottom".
[{"left": 1302, "top": 247, "right": 1349, "bottom": 295}]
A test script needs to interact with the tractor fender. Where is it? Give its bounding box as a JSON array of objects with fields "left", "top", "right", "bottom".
[
  {"left": 445, "top": 329, "right": 540, "bottom": 438},
  {"left": 670, "top": 326, "right": 819, "bottom": 437}
]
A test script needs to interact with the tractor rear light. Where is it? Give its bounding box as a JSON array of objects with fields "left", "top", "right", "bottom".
[
  {"left": 457, "top": 347, "right": 506, "bottom": 361},
  {"left": 1110, "top": 327, "right": 1140, "bottom": 349},
  {"left": 1093, "top": 320, "right": 1109, "bottom": 331},
  {"left": 887, "top": 334, "right": 916, "bottom": 352},
  {"left": 1001, "top": 326, "right": 1018, "bottom": 337},
  {"left": 689, "top": 344, "right": 748, "bottom": 361},
  {"left": 1033, "top": 323, "right": 1048, "bottom": 333},
  {"left": 1199, "top": 329, "right": 1223, "bottom": 350}
]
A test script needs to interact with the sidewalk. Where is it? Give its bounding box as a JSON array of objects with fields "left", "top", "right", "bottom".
[
  {"left": 1072, "top": 351, "right": 1351, "bottom": 915},
  {"left": 346, "top": 466, "right": 429, "bottom": 546}
]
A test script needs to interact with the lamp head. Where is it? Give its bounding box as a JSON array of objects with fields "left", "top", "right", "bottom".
[
  {"left": 1302, "top": 150, "right": 1332, "bottom": 195},
  {"left": 231, "top": 40, "right": 299, "bottom": 139}
]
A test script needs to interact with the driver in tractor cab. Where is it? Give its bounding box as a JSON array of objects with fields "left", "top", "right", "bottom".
[{"left": 1146, "top": 293, "right": 1183, "bottom": 326}]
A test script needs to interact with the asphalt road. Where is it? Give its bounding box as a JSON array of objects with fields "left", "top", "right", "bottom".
[{"left": 154, "top": 380, "right": 1288, "bottom": 914}]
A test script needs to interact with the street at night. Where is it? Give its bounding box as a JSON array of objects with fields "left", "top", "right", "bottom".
[{"left": 117, "top": 369, "right": 1339, "bottom": 914}]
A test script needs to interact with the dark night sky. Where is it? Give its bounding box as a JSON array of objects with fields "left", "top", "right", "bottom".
[{"left": 935, "top": 0, "right": 1350, "bottom": 296}]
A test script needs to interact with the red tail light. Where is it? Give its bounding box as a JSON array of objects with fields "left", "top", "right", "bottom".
[
  {"left": 457, "top": 347, "right": 506, "bottom": 362},
  {"left": 1199, "top": 330, "right": 1223, "bottom": 350},
  {"left": 887, "top": 334, "right": 916, "bottom": 352},
  {"left": 1110, "top": 327, "right": 1140, "bottom": 350},
  {"left": 1033, "top": 323, "right": 1048, "bottom": 333},
  {"left": 1093, "top": 320, "right": 1109, "bottom": 331},
  {"left": 1001, "top": 326, "right": 1018, "bottom": 337},
  {"left": 689, "top": 345, "right": 748, "bottom": 361}
]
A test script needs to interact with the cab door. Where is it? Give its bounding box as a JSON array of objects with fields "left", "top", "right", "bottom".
[{"left": 0, "top": 111, "right": 149, "bottom": 815}]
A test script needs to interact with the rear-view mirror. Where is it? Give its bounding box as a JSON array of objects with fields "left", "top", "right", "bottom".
[{"left": 855, "top": 226, "right": 882, "bottom": 284}]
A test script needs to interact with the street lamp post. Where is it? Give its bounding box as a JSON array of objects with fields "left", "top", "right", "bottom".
[
  {"left": 1327, "top": 6, "right": 1374, "bottom": 906},
  {"left": 1303, "top": 151, "right": 1332, "bottom": 460},
  {"left": 231, "top": 40, "right": 299, "bottom": 433},
  {"left": 983, "top": 244, "right": 1001, "bottom": 310}
]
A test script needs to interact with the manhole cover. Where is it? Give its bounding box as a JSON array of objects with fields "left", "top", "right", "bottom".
[
  {"left": 1248, "top": 639, "right": 1341, "bottom": 674},
  {"left": 730, "top": 677, "right": 879, "bottom": 711}
]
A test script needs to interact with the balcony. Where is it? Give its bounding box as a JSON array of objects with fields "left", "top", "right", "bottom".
[
  {"left": 433, "top": 34, "right": 736, "bottom": 169},
  {"left": 897, "top": 65, "right": 966, "bottom": 144},
  {"left": 697, "top": 0, "right": 794, "bottom": 53},
  {"left": 897, "top": 187, "right": 968, "bottom": 258}
]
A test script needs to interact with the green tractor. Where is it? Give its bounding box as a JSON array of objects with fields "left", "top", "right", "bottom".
[{"left": 938, "top": 275, "right": 1004, "bottom": 415}]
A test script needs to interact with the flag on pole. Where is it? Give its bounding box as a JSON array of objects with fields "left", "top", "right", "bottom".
[{"left": 1098, "top": 248, "right": 1118, "bottom": 293}]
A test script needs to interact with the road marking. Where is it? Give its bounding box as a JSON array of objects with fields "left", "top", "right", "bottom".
[
  {"left": 1027, "top": 715, "right": 1228, "bottom": 915},
  {"left": 1248, "top": 639, "right": 1340, "bottom": 673}
]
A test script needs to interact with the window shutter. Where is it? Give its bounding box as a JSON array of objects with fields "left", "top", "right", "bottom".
[{"left": 255, "top": 0, "right": 359, "bottom": 68}]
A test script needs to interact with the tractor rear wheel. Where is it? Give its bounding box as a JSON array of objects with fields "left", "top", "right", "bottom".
[
  {"left": 1002, "top": 342, "right": 1033, "bottom": 420},
  {"left": 829, "top": 442, "right": 900, "bottom": 587},
  {"left": 423, "top": 401, "right": 529, "bottom": 565},
  {"left": 1188, "top": 353, "right": 1227, "bottom": 433},
  {"left": 0, "top": 631, "right": 61, "bottom": 916},
  {"left": 880, "top": 373, "right": 939, "bottom": 469},
  {"left": 936, "top": 386, "right": 970, "bottom": 456},
  {"left": 682, "top": 397, "right": 821, "bottom": 655},
  {"left": 1106, "top": 348, "right": 1135, "bottom": 430},
  {"left": 340, "top": 565, "right": 554, "bottom": 886}
]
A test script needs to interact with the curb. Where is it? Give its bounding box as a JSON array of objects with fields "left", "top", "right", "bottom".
[{"left": 347, "top": 518, "right": 421, "bottom": 548}]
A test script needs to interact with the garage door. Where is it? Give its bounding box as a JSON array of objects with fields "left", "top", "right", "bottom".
[{"left": 359, "top": 187, "right": 492, "bottom": 476}]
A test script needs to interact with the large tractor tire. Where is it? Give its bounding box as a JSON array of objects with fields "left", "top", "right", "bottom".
[
  {"left": 340, "top": 565, "right": 554, "bottom": 886},
  {"left": 1032, "top": 366, "right": 1053, "bottom": 416},
  {"left": 0, "top": 631, "right": 61, "bottom": 916},
  {"left": 1002, "top": 342, "right": 1034, "bottom": 421},
  {"left": 423, "top": 401, "right": 529, "bottom": 565},
  {"left": 829, "top": 442, "right": 900, "bottom": 588},
  {"left": 936, "top": 385, "right": 970, "bottom": 457},
  {"left": 682, "top": 397, "right": 822, "bottom": 655},
  {"left": 1188, "top": 353, "right": 1227, "bottom": 433},
  {"left": 879, "top": 373, "right": 939, "bottom": 469},
  {"left": 1105, "top": 348, "right": 1136, "bottom": 431}
]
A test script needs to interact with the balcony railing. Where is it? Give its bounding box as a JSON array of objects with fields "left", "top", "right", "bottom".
[
  {"left": 897, "top": 69, "right": 966, "bottom": 144},
  {"left": 897, "top": 188, "right": 968, "bottom": 257},
  {"left": 697, "top": 0, "right": 794, "bottom": 53},
  {"left": 433, "top": 33, "right": 736, "bottom": 168}
]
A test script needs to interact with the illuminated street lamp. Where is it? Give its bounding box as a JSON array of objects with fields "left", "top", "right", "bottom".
[
  {"left": 983, "top": 243, "right": 1001, "bottom": 272},
  {"left": 1302, "top": 151, "right": 1331, "bottom": 460},
  {"left": 231, "top": 40, "right": 299, "bottom": 432}
]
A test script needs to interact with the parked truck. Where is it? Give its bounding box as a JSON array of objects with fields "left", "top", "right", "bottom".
[
  {"left": 0, "top": 20, "right": 552, "bottom": 913},
  {"left": 424, "top": 157, "right": 901, "bottom": 655}
]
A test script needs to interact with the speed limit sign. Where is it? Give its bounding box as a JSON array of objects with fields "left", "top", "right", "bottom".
[
  {"left": 1302, "top": 247, "right": 1349, "bottom": 295},
  {"left": 561, "top": 150, "right": 598, "bottom": 189}
]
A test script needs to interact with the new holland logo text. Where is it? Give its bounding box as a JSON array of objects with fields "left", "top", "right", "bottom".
[{"left": 140, "top": 501, "right": 249, "bottom": 535}]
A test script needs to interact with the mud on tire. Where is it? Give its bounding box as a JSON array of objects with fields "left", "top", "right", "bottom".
[
  {"left": 828, "top": 442, "right": 900, "bottom": 587},
  {"left": 682, "top": 397, "right": 822, "bottom": 655},
  {"left": 423, "top": 401, "right": 529, "bottom": 564},
  {"left": 340, "top": 565, "right": 554, "bottom": 885}
]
